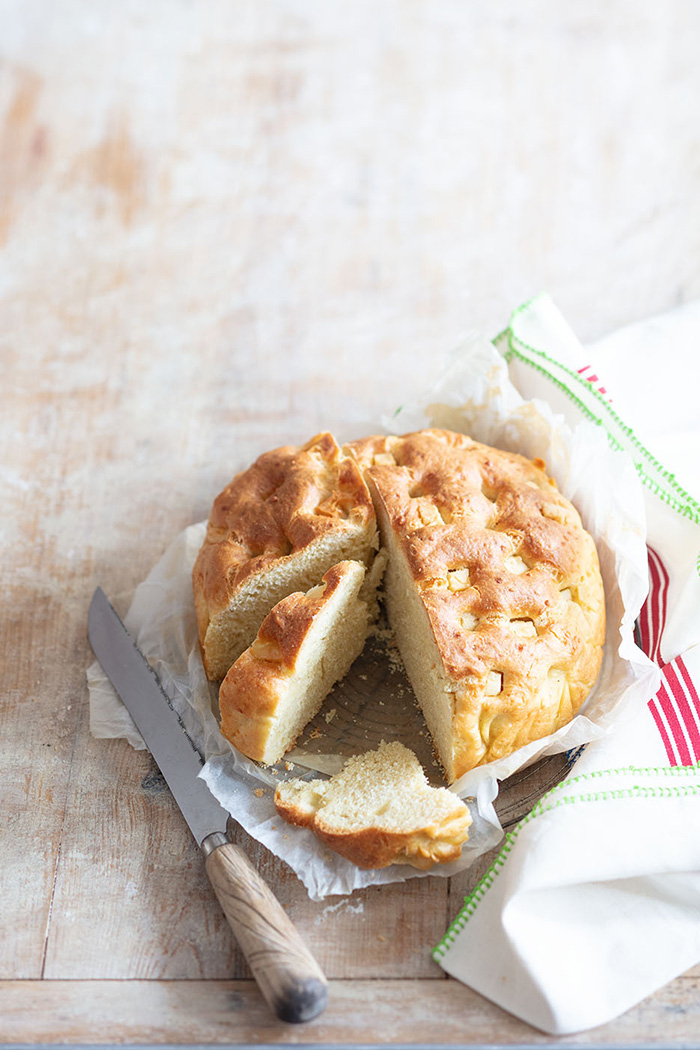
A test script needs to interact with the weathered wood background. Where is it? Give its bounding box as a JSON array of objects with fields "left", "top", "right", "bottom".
[{"left": 2, "top": 0, "right": 699, "bottom": 1044}]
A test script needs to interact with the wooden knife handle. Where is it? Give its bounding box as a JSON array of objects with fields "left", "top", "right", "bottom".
[{"left": 203, "top": 835, "right": 328, "bottom": 1023}]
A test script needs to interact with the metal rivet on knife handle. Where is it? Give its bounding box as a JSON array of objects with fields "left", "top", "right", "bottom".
[{"left": 202, "top": 833, "right": 328, "bottom": 1024}]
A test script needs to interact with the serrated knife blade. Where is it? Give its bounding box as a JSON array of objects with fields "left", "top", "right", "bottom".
[
  {"left": 87, "top": 586, "right": 328, "bottom": 1024},
  {"left": 88, "top": 586, "right": 229, "bottom": 845}
]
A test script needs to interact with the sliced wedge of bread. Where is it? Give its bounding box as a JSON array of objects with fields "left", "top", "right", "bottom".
[
  {"left": 219, "top": 561, "right": 372, "bottom": 765},
  {"left": 347, "top": 429, "right": 606, "bottom": 783},
  {"left": 274, "top": 741, "right": 472, "bottom": 869},
  {"left": 193, "top": 432, "right": 379, "bottom": 680}
]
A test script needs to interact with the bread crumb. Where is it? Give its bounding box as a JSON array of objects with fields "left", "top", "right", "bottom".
[
  {"left": 377, "top": 934, "right": 386, "bottom": 942},
  {"left": 253, "top": 788, "right": 265, "bottom": 798},
  {"left": 309, "top": 727, "right": 322, "bottom": 739},
  {"left": 324, "top": 708, "right": 337, "bottom": 723}
]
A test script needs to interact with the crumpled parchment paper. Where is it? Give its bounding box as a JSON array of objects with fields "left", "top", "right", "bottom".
[{"left": 88, "top": 332, "right": 656, "bottom": 899}]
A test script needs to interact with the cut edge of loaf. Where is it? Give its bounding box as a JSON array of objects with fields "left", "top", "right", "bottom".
[
  {"left": 274, "top": 741, "right": 471, "bottom": 869},
  {"left": 219, "top": 560, "right": 372, "bottom": 765},
  {"left": 370, "top": 487, "right": 460, "bottom": 781}
]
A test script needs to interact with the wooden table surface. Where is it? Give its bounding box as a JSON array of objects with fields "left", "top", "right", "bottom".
[{"left": 3, "top": 2, "right": 700, "bottom": 1045}]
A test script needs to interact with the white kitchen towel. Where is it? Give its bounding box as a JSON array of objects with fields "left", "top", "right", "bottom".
[{"left": 433, "top": 295, "right": 700, "bottom": 1035}]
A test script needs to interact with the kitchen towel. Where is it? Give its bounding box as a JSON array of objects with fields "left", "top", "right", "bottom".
[{"left": 433, "top": 295, "right": 700, "bottom": 1034}]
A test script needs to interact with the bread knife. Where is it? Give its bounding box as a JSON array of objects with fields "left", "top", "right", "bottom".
[{"left": 87, "top": 586, "right": 328, "bottom": 1024}]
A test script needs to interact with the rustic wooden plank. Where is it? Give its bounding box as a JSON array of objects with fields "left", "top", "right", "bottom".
[
  {"left": 0, "top": 325, "right": 104, "bottom": 978},
  {"left": 0, "top": 590, "right": 83, "bottom": 979},
  {"left": 2, "top": 977, "right": 700, "bottom": 1046},
  {"left": 40, "top": 729, "right": 245, "bottom": 981},
  {"left": 278, "top": 863, "right": 448, "bottom": 981}
]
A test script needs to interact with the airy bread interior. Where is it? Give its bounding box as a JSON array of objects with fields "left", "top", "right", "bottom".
[
  {"left": 274, "top": 741, "right": 472, "bottom": 869},
  {"left": 219, "top": 561, "right": 371, "bottom": 765},
  {"left": 374, "top": 495, "right": 460, "bottom": 781}
]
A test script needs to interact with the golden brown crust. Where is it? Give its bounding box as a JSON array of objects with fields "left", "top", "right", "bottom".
[
  {"left": 193, "top": 432, "right": 376, "bottom": 677},
  {"left": 195, "top": 432, "right": 374, "bottom": 624},
  {"left": 347, "top": 429, "right": 606, "bottom": 779},
  {"left": 273, "top": 814, "right": 468, "bottom": 870}
]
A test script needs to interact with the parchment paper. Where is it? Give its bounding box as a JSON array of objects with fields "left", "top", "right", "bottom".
[{"left": 88, "top": 333, "right": 656, "bottom": 899}]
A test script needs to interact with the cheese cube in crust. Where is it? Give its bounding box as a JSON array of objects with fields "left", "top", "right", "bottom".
[
  {"left": 346, "top": 429, "right": 606, "bottom": 783},
  {"left": 219, "top": 561, "right": 372, "bottom": 765},
  {"left": 274, "top": 741, "right": 472, "bottom": 869},
  {"left": 192, "top": 432, "right": 379, "bottom": 680}
]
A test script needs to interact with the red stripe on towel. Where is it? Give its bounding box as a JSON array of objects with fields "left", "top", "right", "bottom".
[
  {"left": 665, "top": 661, "right": 700, "bottom": 762},
  {"left": 647, "top": 696, "right": 679, "bottom": 765},
  {"left": 656, "top": 680, "right": 692, "bottom": 765},
  {"left": 648, "top": 655, "right": 700, "bottom": 766},
  {"left": 575, "top": 363, "right": 612, "bottom": 400},
  {"left": 677, "top": 655, "right": 700, "bottom": 711},
  {"left": 638, "top": 547, "right": 669, "bottom": 665}
]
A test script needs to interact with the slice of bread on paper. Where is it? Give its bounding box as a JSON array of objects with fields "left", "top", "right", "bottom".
[{"left": 274, "top": 741, "right": 472, "bottom": 869}]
